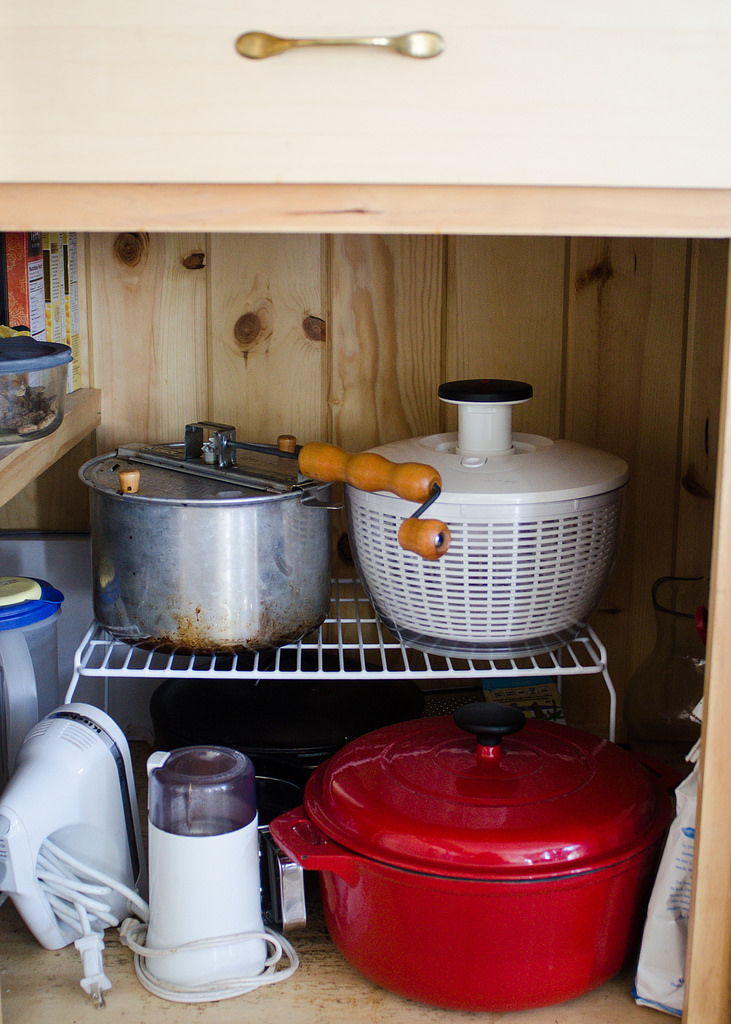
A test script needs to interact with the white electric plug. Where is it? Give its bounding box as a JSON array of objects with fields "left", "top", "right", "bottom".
[{"left": 74, "top": 931, "right": 112, "bottom": 1008}]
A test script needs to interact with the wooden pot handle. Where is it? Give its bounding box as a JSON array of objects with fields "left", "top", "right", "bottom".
[
  {"left": 299, "top": 441, "right": 451, "bottom": 560},
  {"left": 398, "top": 518, "right": 451, "bottom": 560},
  {"left": 299, "top": 441, "right": 439, "bottom": 502}
]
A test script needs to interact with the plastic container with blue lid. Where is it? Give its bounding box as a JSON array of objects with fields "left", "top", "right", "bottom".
[
  {"left": 0, "top": 576, "right": 64, "bottom": 787},
  {"left": 0, "top": 576, "right": 64, "bottom": 627},
  {"left": 0, "top": 339, "right": 73, "bottom": 444}
]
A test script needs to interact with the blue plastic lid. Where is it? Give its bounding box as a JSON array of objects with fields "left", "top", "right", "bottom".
[
  {"left": 0, "top": 340, "right": 73, "bottom": 372},
  {"left": 0, "top": 576, "right": 64, "bottom": 629}
]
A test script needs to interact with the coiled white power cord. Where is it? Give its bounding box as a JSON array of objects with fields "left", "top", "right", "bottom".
[
  {"left": 35, "top": 837, "right": 299, "bottom": 1006},
  {"left": 119, "top": 918, "right": 300, "bottom": 1003}
]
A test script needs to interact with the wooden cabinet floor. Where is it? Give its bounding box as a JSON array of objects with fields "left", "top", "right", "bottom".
[{"left": 0, "top": 890, "right": 663, "bottom": 1024}]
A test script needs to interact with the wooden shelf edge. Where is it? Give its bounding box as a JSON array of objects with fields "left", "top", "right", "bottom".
[
  {"left": 1, "top": 184, "right": 731, "bottom": 238},
  {"left": 0, "top": 388, "right": 101, "bottom": 507}
]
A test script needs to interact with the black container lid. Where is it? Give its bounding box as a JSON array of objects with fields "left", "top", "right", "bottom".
[{"left": 0, "top": 340, "right": 72, "bottom": 372}]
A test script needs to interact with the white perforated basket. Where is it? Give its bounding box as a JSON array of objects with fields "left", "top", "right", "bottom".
[{"left": 346, "top": 488, "right": 624, "bottom": 657}]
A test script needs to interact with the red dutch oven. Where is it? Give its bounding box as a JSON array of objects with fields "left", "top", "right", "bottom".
[{"left": 270, "top": 703, "right": 674, "bottom": 1012}]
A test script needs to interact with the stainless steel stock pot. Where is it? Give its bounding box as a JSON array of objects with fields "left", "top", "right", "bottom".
[{"left": 80, "top": 421, "right": 447, "bottom": 653}]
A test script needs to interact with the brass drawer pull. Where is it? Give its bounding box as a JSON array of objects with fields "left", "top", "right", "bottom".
[{"left": 235, "top": 30, "right": 444, "bottom": 60}]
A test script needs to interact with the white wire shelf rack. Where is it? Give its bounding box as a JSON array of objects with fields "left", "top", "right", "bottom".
[{"left": 66, "top": 577, "right": 616, "bottom": 739}]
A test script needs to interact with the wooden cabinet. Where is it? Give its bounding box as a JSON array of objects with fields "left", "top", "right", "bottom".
[
  {"left": 4, "top": 224, "right": 729, "bottom": 1024},
  {"left": 4, "top": 0, "right": 731, "bottom": 189},
  {"left": 1, "top": 5, "right": 731, "bottom": 1023}
]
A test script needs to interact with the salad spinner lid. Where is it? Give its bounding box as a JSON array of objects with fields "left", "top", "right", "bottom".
[
  {"left": 0, "top": 576, "right": 64, "bottom": 629},
  {"left": 362, "top": 380, "right": 628, "bottom": 504},
  {"left": 368, "top": 434, "right": 629, "bottom": 503},
  {"left": 304, "top": 705, "right": 672, "bottom": 880}
]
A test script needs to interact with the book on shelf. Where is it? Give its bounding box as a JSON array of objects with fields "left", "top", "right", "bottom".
[
  {"left": 0, "top": 237, "right": 6, "bottom": 327},
  {"left": 63, "top": 232, "right": 81, "bottom": 391},
  {"left": 0, "top": 232, "right": 47, "bottom": 341},
  {"left": 42, "top": 231, "right": 66, "bottom": 347}
]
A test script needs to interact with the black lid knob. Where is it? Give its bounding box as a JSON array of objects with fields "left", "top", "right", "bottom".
[
  {"left": 454, "top": 702, "right": 526, "bottom": 747},
  {"left": 438, "top": 379, "right": 533, "bottom": 404}
]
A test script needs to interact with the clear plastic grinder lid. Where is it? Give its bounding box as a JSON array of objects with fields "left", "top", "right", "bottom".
[
  {"left": 304, "top": 706, "right": 672, "bottom": 880},
  {"left": 148, "top": 746, "right": 257, "bottom": 836}
]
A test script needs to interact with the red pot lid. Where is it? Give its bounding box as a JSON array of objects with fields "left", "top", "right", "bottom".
[{"left": 304, "top": 704, "right": 672, "bottom": 880}]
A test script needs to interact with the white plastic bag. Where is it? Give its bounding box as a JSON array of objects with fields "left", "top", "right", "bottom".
[{"left": 633, "top": 700, "right": 703, "bottom": 1016}]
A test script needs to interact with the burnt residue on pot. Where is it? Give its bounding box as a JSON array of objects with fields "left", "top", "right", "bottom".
[{"left": 132, "top": 609, "right": 328, "bottom": 655}]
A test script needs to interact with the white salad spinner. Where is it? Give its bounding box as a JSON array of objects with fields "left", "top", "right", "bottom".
[{"left": 345, "top": 379, "right": 629, "bottom": 657}]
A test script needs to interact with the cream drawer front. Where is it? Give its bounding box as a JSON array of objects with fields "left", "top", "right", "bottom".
[{"left": 3, "top": 0, "right": 731, "bottom": 188}]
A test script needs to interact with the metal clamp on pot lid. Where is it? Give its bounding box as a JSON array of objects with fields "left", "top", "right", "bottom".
[
  {"left": 303, "top": 705, "right": 672, "bottom": 880},
  {"left": 117, "top": 421, "right": 315, "bottom": 495}
]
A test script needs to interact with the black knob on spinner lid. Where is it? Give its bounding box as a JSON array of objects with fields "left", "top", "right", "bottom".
[{"left": 438, "top": 379, "right": 533, "bottom": 404}]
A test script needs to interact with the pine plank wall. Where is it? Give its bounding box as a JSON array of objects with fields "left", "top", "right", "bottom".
[{"left": 1, "top": 233, "right": 727, "bottom": 736}]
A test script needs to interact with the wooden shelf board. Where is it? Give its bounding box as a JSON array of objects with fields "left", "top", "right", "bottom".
[
  {"left": 1, "top": 184, "right": 731, "bottom": 238},
  {"left": 0, "top": 389, "right": 101, "bottom": 507}
]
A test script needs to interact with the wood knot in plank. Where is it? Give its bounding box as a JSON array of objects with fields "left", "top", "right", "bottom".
[
  {"left": 682, "top": 471, "right": 714, "bottom": 500},
  {"left": 234, "top": 310, "right": 268, "bottom": 352},
  {"left": 181, "top": 250, "right": 206, "bottom": 270},
  {"left": 575, "top": 253, "right": 614, "bottom": 291},
  {"left": 113, "top": 232, "right": 149, "bottom": 267},
  {"left": 336, "top": 532, "right": 354, "bottom": 565},
  {"left": 303, "top": 315, "right": 326, "bottom": 342}
]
